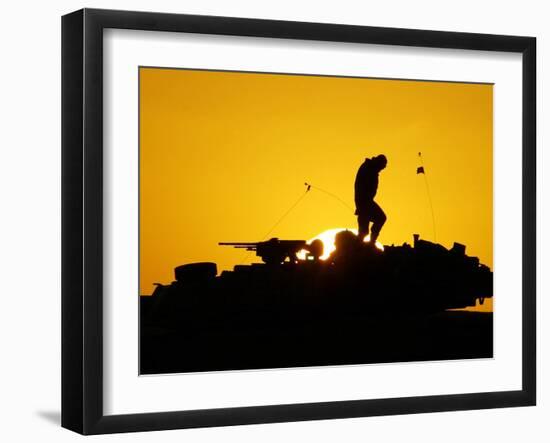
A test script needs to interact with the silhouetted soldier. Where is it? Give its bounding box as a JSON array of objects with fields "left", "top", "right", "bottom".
[{"left": 354, "top": 154, "right": 387, "bottom": 243}]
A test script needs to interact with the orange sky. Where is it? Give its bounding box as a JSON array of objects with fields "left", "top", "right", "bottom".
[{"left": 139, "top": 67, "right": 493, "bottom": 311}]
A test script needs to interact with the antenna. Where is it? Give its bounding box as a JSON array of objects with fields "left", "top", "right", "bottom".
[
  {"left": 258, "top": 184, "right": 311, "bottom": 242},
  {"left": 417, "top": 152, "right": 437, "bottom": 241},
  {"left": 304, "top": 182, "right": 355, "bottom": 214},
  {"left": 235, "top": 182, "right": 354, "bottom": 265},
  {"left": 237, "top": 184, "right": 311, "bottom": 265}
]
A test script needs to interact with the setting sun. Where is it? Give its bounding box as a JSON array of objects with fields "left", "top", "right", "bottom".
[
  {"left": 140, "top": 67, "right": 492, "bottom": 311},
  {"left": 297, "top": 228, "right": 384, "bottom": 261},
  {"left": 139, "top": 66, "right": 494, "bottom": 375}
]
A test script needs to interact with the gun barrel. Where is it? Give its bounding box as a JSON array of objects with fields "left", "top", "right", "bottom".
[{"left": 219, "top": 242, "right": 258, "bottom": 246}]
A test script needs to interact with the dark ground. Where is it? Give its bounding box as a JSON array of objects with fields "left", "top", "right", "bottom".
[{"left": 140, "top": 310, "right": 493, "bottom": 374}]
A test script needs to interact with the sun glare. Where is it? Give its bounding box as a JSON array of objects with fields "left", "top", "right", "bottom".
[{"left": 297, "top": 228, "right": 384, "bottom": 261}]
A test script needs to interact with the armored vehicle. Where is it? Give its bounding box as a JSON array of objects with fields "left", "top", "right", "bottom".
[
  {"left": 144, "top": 232, "right": 491, "bottom": 321},
  {"left": 140, "top": 232, "right": 493, "bottom": 373}
]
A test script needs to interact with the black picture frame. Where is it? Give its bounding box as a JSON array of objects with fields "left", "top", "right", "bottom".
[{"left": 62, "top": 8, "right": 536, "bottom": 435}]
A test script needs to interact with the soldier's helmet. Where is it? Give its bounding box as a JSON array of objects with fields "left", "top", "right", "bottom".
[{"left": 374, "top": 154, "right": 387, "bottom": 170}]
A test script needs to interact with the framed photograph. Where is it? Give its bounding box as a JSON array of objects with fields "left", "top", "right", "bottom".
[{"left": 62, "top": 8, "right": 536, "bottom": 434}]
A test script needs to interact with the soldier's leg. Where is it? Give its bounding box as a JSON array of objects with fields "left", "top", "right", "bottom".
[
  {"left": 369, "top": 202, "right": 386, "bottom": 243},
  {"left": 357, "top": 213, "right": 370, "bottom": 241}
]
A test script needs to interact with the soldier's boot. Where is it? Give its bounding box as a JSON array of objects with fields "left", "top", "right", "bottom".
[{"left": 370, "top": 230, "right": 380, "bottom": 244}]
